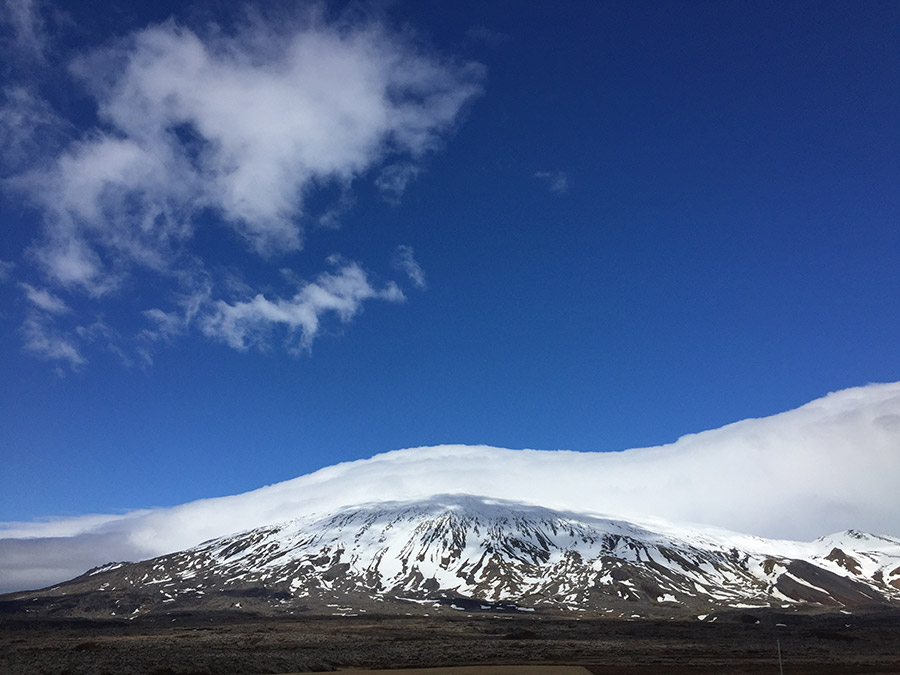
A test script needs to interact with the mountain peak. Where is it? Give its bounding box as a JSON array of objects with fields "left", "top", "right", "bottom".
[{"left": 7, "top": 496, "right": 899, "bottom": 619}]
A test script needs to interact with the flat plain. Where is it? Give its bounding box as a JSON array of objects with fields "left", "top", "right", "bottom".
[{"left": 3, "top": 609, "right": 900, "bottom": 674}]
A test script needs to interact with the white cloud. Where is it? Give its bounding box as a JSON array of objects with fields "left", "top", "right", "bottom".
[
  {"left": 0, "top": 531, "right": 147, "bottom": 593},
  {"left": 20, "top": 17, "right": 481, "bottom": 292},
  {"left": 392, "top": 244, "right": 426, "bottom": 289},
  {"left": 20, "top": 312, "right": 84, "bottom": 367},
  {"left": 3, "top": 381, "right": 900, "bottom": 592},
  {"left": 534, "top": 170, "right": 568, "bottom": 194},
  {"left": 0, "top": 258, "right": 14, "bottom": 281},
  {"left": 1, "top": 0, "right": 49, "bottom": 62},
  {"left": 4, "top": 11, "right": 481, "bottom": 363},
  {"left": 19, "top": 282, "right": 69, "bottom": 313},
  {"left": 0, "top": 86, "right": 68, "bottom": 173},
  {"left": 141, "top": 307, "right": 188, "bottom": 344},
  {"left": 76, "top": 318, "right": 137, "bottom": 367},
  {"left": 200, "top": 261, "right": 404, "bottom": 352},
  {"left": 376, "top": 163, "right": 421, "bottom": 203},
  {"left": 135, "top": 258, "right": 402, "bottom": 356}
]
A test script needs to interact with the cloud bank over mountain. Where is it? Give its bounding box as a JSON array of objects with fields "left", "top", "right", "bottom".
[{"left": 2, "top": 381, "right": 899, "bottom": 593}]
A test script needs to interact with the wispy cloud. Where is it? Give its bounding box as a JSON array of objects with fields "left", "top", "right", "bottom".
[
  {"left": 3, "top": 10, "right": 482, "bottom": 367},
  {"left": 533, "top": 170, "right": 568, "bottom": 194},
  {"left": 0, "top": 259, "right": 14, "bottom": 282},
  {"left": 1, "top": 0, "right": 50, "bottom": 62},
  {"left": 20, "top": 312, "right": 84, "bottom": 367},
  {"left": 0, "top": 86, "right": 69, "bottom": 174},
  {"left": 392, "top": 244, "right": 426, "bottom": 289},
  {"left": 465, "top": 26, "right": 510, "bottom": 49},
  {"left": 20, "top": 282, "right": 69, "bottom": 314},
  {"left": 376, "top": 163, "right": 421, "bottom": 204},
  {"left": 3, "top": 381, "right": 900, "bottom": 591},
  {"left": 199, "top": 261, "right": 404, "bottom": 353}
]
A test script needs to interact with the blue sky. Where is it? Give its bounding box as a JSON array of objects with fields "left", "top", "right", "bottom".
[{"left": 1, "top": 0, "right": 899, "bottom": 524}]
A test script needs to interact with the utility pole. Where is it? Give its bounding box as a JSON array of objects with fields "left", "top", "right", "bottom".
[{"left": 777, "top": 638, "right": 784, "bottom": 675}]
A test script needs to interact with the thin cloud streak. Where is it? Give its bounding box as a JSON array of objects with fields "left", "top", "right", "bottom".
[
  {"left": 533, "top": 170, "right": 568, "bottom": 194},
  {"left": 0, "top": 259, "right": 14, "bottom": 281},
  {"left": 20, "top": 282, "right": 70, "bottom": 314},
  {"left": 1, "top": 0, "right": 50, "bottom": 62},
  {"left": 0, "top": 86, "right": 68, "bottom": 173},
  {"left": 376, "top": 163, "right": 421, "bottom": 204},
  {"left": 20, "top": 312, "right": 84, "bottom": 367},
  {"left": 392, "top": 245, "right": 426, "bottom": 289},
  {"left": 3, "top": 381, "right": 899, "bottom": 592}
]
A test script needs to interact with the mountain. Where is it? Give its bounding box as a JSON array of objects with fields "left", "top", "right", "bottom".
[
  {"left": 5, "top": 495, "right": 899, "bottom": 619},
  {"left": 3, "top": 381, "right": 900, "bottom": 595}
]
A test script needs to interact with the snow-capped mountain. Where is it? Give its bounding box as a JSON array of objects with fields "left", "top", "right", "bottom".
[
  {"left": 3, "top": 381, "right": 900, "bottom": 597},
  {"left": 8, "top": 495, "right": 899, "bottom": 619}
]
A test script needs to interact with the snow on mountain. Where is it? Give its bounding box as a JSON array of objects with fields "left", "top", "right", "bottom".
[
  {"left": 8, "top": 495, "right": 899, "bottom": 618},
  {"left": 3, "top": 381, "right": 900, "bottom": 593}
]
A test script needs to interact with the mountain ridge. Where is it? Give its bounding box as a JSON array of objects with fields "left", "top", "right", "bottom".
[{"left": 5, "top": 494, "right": 899, "bottom": 620}]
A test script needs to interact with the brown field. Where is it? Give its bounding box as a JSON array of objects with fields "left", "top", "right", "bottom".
[{"left": 2, "top": 609, "right": 900, "bottom": 674}]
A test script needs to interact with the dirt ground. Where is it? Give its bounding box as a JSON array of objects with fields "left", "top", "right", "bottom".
[
  {"left": 2, "top": 609, "right": 900, "bottom": 674},
  {"left": 331, "top": 668, "right": 592, "bottom": 675}
]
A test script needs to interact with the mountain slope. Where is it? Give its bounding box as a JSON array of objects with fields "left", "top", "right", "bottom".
[{"left": 7, "top": 495, "right": 899, "bottom": 619}]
